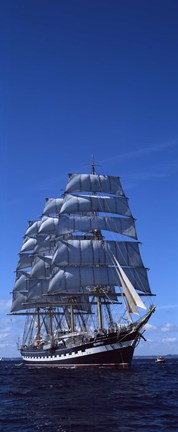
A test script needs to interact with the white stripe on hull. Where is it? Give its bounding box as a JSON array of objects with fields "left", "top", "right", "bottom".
[{"left": 22, "top": 339, "right": 135, "bottom": 363}]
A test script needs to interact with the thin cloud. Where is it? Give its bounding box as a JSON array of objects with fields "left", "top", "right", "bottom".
[
  {"left": 144, "top": 323, "right": 157, "bottom": 332},
  {"left": 157, "top": 304, "right": 178, "bottom": 310},
  {"left": 0, "top": 327, "right": 11, "bottom": 340},
  {"left": 100, "top": 138, "right": 178, "bottom": 165},
  {"left": 0, "top": 299, "right": 11, "bottom": 311},
  {"left": 161, "top": 323, "right": 178, "bottom": 333},
  {"left": 162, "top": 337, "right": 177, "bottom": 344},
  {"left": 126, "top": 159, "right": 178, "bottom": 182}
]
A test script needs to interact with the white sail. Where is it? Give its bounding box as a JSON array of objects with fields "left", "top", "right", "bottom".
[
  {"left": 25, "top": 220, "right": 41, "bottom": 236},
  {"left": 42, "top": 198, "right": 63, "bottom": 215},
  {"left": 48, "top": 265, "right": 150, "bottom": 294},
  {"left": 26, "top": 280, "right": 56, "bottom": 304},
  {"left": 34, "top": 234, "right": 56, "bottom": 252},
  {"left": 11, "top": 291, "right": 27, "bottom": 312},
  {"left": 60, "top": 194, "right": 132, "bottom": 216},
  {"left": 21, "top": 237, "right": 37, "bottom": 252},
  {"left": 11, "top": 279, "right": 62, "bottom": 311},
  {"left": 39, "top": 217, "right": 59, "bottom": 234},
  {"left": 17, "top": 253, "right": 35, "bottom": 270},
  {"left": 14, "top": 273, "right": 30, "bottom": 291},
  {"left": 25, "top": 217, "right": 48, "bottom": 235},
  {"left": 65, "top": 173, "right": 125, "bottom": 195},
  {"left": 21, "top": 234, "right": 56, "bottom": 253},
  {"left": 52, "top": 239, "right": 143, "bottom": 267},
  {"left": 113, "top": 255, "right": 147, "bottom": 312},
  {"left": 39, "top": 214, "right": 137, "bottom": 239},
  {"left": 27, "top": 282, "right": 90, "bottom": 310},
  {"left": 30, "top": 256, "right": 52, "bottom": 278},
  {"left": 11, "top": 165, "right": 154, "bottom": 365}
]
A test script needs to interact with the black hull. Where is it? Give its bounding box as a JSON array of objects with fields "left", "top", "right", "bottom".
[
  {"left": 21, "top": 332, "right": 137, "bottom": 368},
  {"left": 20, "top": 308, "right": 155, "bottom": 368}
]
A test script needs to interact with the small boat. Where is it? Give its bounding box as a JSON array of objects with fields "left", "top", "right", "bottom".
[{"left": 155, "top": 355, "right": 166, "bottom": 363}]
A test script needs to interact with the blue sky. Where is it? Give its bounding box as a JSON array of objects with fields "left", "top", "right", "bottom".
[{"left": 1, "top": 0, "right": 178, "bottom": 357}]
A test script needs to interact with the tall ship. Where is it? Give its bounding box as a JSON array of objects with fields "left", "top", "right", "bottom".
[{"left": 10, "top": 162, "right": 155, "bottom": 368}]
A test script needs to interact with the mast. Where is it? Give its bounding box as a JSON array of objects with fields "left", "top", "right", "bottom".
[
  {"left": 37, "top": 307, "right": 41, "bottom": 340},
  {"left": 97, "top": 296, "right": 103, "bottom": 330},
  {"left": 49, "top": 307, "right": 53, "bottom": 337},
  {"left": 70, "top": 304, "right": 74, "bottom": 332},
  {"left": 91, "top": 154, "right": 95, "bottom": 175},
  {"left": 91, "top": 155, "right": 103, "bottom": 330}
]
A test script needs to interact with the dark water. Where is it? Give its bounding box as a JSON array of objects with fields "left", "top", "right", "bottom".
[{"left": 0, "top": 358, "right": 178, "bottom": 432}]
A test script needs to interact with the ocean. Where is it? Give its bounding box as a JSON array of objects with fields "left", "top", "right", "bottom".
[{"left": 0, "top": 358, "right": 178, "bottom": 432}]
